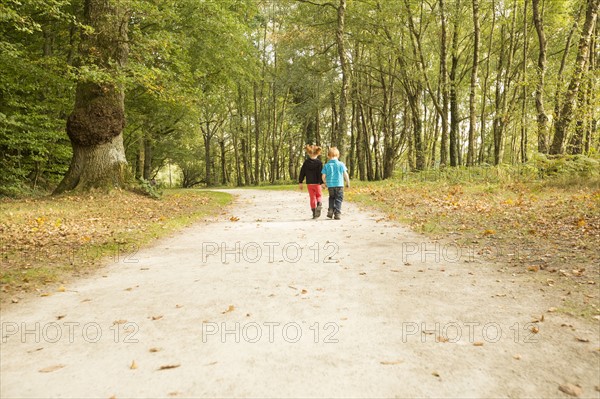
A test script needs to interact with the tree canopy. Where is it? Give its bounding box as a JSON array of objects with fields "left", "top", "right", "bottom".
[{"left": 1, "top": 0, "right": 598, "bottom": 195}]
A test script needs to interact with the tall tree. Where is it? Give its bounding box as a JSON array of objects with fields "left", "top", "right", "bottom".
[
  {"left": 439, "top": 0, "right": 450, "bottom": 166},
  {"left": 54, "top": 0, "right": 129, "bottom": 194},
  {"left": 449, "top": 0, "right": 461, "bottom": 166},
  {"left": 550, "top": 0, "right": 599, "bottom": 154},
  {"left": 520, "top": 0, "right": 529, "bottom": 163},
  {"left": 532, "top": 0, "right": 549, "bottom": 154},
  {"left": 335, "top": 0, "right": 350, "bottom": 154},
  {"left": 467, "top": 0, "right": 480, "bottom": 166}
]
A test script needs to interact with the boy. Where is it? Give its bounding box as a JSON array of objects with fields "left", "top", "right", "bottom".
[
  {"left": 321, "top": 146, "right": 350, "bottom": 220},
  {"left": 299, "top": 145, "right": 324, "bottom": 219}
]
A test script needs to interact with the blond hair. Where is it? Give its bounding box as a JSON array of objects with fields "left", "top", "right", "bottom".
[
  {"left": 305, "top": 144, "right": 322, "bottom": 157},
  {"left": 327, "top": 146, "right": 340, "bottom": 159}
]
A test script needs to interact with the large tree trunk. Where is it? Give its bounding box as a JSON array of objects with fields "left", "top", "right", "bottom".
[
  {"left": 550, "top": 0, "right": 599, "bottom": 154},
  {"left": 532, "top": 0, "right": 549, "bottom": 153},
  {"left": 54, "top": 0, "right": 129, "bottom": 194}
]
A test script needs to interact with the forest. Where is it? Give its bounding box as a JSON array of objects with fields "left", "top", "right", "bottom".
[{"left": 1, "top": 0, "right": 598, "bottom": 195}]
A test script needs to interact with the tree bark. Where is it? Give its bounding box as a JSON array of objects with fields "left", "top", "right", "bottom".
[
  {"left": 479, "top": 0, "right": 495, "bottom": 164},
  {"left": 550, "top": 0, "right": 599, "bottom": 154},
  {"left": 439, "top": 0, "right": 450, "bottom": 166},
  {"left": 219, "top": 139, "right": 228, "bottom": 185},
  {"left": 335, "top": 0, "right": 350, "bottom": 155},
  {"left": 54, "top": 0, "right": 129, "bottom": 194},
  {"left": 143, "top": 134, "right": 152, "bottom": 180},
  {"left": 532, "top": 0, "right": 549, "bottom": 153},
  {"left": 520, "top": 0, "right": 529, "bottom": 163},
  {"left": 467, "top": 0, "right": 480, "bottom": 166},
  {"left": 449, "top": 0, "right": 460, "bottom": 167}
]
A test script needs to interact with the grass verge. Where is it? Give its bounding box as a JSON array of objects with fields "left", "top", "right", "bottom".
[
  {"left": 346, "top": 176, "right": 600, "bottom": 320},
  {"left": 0, "top": 189, "right": 232, "bottom": 302}
]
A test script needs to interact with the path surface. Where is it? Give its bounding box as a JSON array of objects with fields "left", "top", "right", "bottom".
[{"left": 1, "top": 189, "right": 599, "bottom": 398}]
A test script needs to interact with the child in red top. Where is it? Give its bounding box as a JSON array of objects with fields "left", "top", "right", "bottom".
[{"left": 299, "top": 145, "right": 324, "bottom": 219}]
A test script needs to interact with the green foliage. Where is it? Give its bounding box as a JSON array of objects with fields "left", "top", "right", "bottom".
[
  {"left": 530, "top": 154, "right": 600, "bottom": 179},
  {"left": 0, "top": 0, "right": 74, "bottom": 197},
  {"left": 134, "top": 178, "right": 163, "bottom": 199},
  {"left": 1, "top": 0, "right": 597, "bottom": 196},
  {"left": 392, "top": 155, "right": 600, "bottom": 186}
]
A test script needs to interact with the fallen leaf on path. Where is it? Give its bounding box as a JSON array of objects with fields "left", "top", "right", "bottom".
[
  {"left": 548, "top": 307, "right": 557, "bottom": 312},
  {"left": 530, "top": 326, "right": 539, "bottom": 334},
  {"left": 149, "top": 347, "right": 161, "bottom": 353},
  {"left": 130, "top": 360, "right": 137, "bottom": 370},
  {"left": 575, "top": 337, "right": 590, "bottom": 343},
  {"left": 288, "top": 285, "right": 297, "bottom": 290},
  {"left": 176, "top": 304, "right": 183, "bottom": 308},
  {"left": 56, "top": 315, "right": 66, "bottom": 320},
  {"left": 558, "top": 383, "right": 582, "bottom": 397},
  {"left": 513, "top": 354, "right": 521, "bottom": 360},
  {"left": 359, "top": 272, "right": 366, "bottom": 275},
  {"left": 222, "top": 305, "right": 235, "bottom": 314},
  {"left": 229, "top": 216, "right": 240, "bottom": 222},
  {"left": 436, "top": 336, "right": 449, "bottom": 343},
  {"left": 301, "top": 289, "right": 308, "bottom": 294},
  {"left": 151, "top": 315, "right": 163, "bottom": 321},
  {"left": 380, "top": 360, "right": 403, "bottom": 365},
  {"left": 11, "top": 298, "right": 19, "bottom": 303},
  {"left": 39, "top": 364, "right": 65, "bottom": 373},
  {"left": 473, "top": 341, "right": 484, "bottom": 346},
  {"left": 432, "top": 371, "right": 440, "bottom": 377},
  {"left": 113, "top": 319, "right": 127, "bottom": 325},
  {"left": 158, "top": 364, "right": 180, "bottom": 370}
]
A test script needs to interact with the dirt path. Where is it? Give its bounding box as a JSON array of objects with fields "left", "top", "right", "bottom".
[{"left": 1, "top": 189, "right": 599, "bottom": 398}]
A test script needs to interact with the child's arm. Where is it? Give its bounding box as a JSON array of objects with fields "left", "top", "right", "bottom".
[
  {"left": 344, "top": 171, "right": 350, "bottom": 188},
  {"left": 321, "top": 173, "right": 327, "bottom": 189},
  {"left": 299, "top": 164, "right": 306, "bottom": 190}
]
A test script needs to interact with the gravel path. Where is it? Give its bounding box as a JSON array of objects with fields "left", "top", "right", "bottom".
[{"left": 1, "top": 189, "right": 599, "bottom": 398}]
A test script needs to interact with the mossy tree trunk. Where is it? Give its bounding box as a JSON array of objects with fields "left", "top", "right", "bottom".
[{"left": 54, "top": 0, "right": 129, "bottom": 194}]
